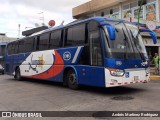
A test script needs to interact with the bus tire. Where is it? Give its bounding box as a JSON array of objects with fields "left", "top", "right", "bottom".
[
  {"left": 2, "top": 70, "right": 4, "bottom": 75},
  {"left": 67, "top": 69, "right": 79, "bottom": 90},
  {"left": 15, "top": 68, "right": 22, "bottom": 81}
]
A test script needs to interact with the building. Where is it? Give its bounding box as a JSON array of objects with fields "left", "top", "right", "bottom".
[
  {"left": 0, "top": 33, "right": 17, "bottom": 43},
  {"left": 72, "top": 0, "right": 160, "bottom": 58}
]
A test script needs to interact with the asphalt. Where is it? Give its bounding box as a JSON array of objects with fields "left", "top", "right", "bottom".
[{"left": 0, "top": 75, "right": 160, "bottom": 120}]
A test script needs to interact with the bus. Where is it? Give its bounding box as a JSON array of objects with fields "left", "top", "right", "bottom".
[
  {"left": 0, "top": 42, "right": 7, "bottom": 74},
  {"left": 5, "top": 17, "right": 157, "bottom": 89}
]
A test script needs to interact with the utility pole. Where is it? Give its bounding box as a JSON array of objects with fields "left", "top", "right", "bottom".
[
  {"left": 38, "top": 12, "right": 44, "bottom": 25},
  {"left": 18, "top": 24, "right": 21, "bottom": 38},
  {"left": 138, "top": 0, "right": 143, "bottom": 30}
]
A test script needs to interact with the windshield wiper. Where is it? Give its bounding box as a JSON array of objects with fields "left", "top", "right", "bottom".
[
  {"left": 122, "top": 28, "right": 128, "bottom": 60},
  {"left": 130, "top": 30, "right": 146, "bottom": 62}
]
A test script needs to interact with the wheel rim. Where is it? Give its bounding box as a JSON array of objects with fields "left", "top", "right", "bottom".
[{"left": 69, "top": 73, "right": 76, "bottom": 84}]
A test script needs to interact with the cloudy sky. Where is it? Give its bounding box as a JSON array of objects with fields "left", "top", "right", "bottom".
[{"left": 0, "top": 0, "right": 90, "bottom": 38}]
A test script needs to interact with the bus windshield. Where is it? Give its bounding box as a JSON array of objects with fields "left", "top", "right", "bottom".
[{"left": 103, "top": 21, "right": 148, "bottom": 60}]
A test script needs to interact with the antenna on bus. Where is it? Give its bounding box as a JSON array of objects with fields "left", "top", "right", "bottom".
[
  {"left": 18, "top": 24, "right": 21, "bottom": 38},
  {"left": 60, "top": 21, "right": 64, "bottom": 26},
  {"left": 35, "top": 23, "right": 40, "bottom": 27}
]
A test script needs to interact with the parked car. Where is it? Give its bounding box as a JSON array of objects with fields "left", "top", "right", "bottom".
[{"left": 0, "top": 64, "right": 4, "bottom": 75}]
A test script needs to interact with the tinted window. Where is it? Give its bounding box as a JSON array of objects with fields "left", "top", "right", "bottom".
[
  {"left": 14, "top": 42, "right": 19, "bottom": 54},
  {"left": 0, "top": 45, "right": 6, "bottom": 56},
  {"left": 50, "top": 30, "right": 62, "bottom": 49},
  {"left": 88, "top": 21, "right": 99, "bottom": 32},
  {"left": 39, "top": 33, "right": 49, "bottom": 51},
  {"left": 18, "top": 40, "right": 25, "bottom": 53},
  {"left": 7, "top": 43, "right": 13, "bottom": 55},
  {"left": 7, "top": 42, "right": 16, "bottom": 55},
  {"left": 24, "top": 37, "right": 34, "bottom": 53},
  {"left": 65, "top": 24, "right": 86, "bottom": 46}
]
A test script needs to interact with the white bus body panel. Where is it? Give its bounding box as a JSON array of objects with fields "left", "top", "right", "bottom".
[
  {"left": 20, "top": 50, "right": 55, "bottom": 77},
  {"left": 105, "top": 68, "right": 150, "bottom": 87}
]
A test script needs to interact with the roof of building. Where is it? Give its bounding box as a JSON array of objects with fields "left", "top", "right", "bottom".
[
  {"left": 0, "top": 34, "right": 17, "bottom": 43},
  {"left": 72, "top": 0, "right": 127, "bottom": 18}
]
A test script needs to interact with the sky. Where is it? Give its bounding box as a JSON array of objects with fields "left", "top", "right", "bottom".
[{"left": 0, "top": 0, "right": 90, "bottom": 38}]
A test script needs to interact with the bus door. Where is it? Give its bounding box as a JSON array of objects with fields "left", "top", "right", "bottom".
[{"left": 78, "top": 24, "right": 105, "bottom": 87}]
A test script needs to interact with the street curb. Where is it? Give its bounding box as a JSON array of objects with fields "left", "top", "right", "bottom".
[{"left": 150, "top": 76, "right": 160, "bottom": 80}]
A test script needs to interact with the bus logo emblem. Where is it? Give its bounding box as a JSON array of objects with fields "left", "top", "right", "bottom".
[
  {"left": 63, "top": 52, "right": 71, "bottom": 61},
  {"left": 116, "top": 61, "right": 122, "bottom": 66},
  {"left": 28, "top": 54, "right": 45, "bottom": 73}
]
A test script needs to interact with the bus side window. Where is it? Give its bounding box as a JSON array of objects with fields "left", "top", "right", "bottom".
[
  {"left": 78, "top": 23, "right": 90, "bottom": 65},
  {"left": 65, "top": 24, "right": 86, "bottom": 47},
  {"left": 36, "top": 36, "right": 40, "bottom": 51},
  {"left": 24, "top": 37, "right": 34, "bottom": 53},
  {"left": 0, "top": 45, "right": 6, "bottom": 56},
  {"left": 50, "top": 30, "right": 62, "bottom": 49},
  {"left": 7, "top": 43, "right": 12, "bottom": 55},
  {"left": 18, "top": 40, "right": 25, "bottom": 53},
  {"left": 39, "top": 33, "right": 50, "bottom": 51},
  {"left": 14, "top": 42, "right": 19, "bottom": 54},
  {"left": 90, "top": 30, "right": 103, "bottom": 66},
  {"left": 66, "top": 27, "right": 73, "bottom": 46},
  {"left": 11, "top": 43, "right": 15, "bottom": 55},
  {"left": 33, "top": 38, "right": 36, "bottom": 52}
]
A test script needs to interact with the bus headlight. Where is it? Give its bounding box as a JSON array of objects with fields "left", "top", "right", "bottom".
[{"left": 108, "top": 68, "right": 124, "bottom": 77}]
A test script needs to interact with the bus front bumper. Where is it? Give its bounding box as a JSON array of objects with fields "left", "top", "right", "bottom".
[{"left": 105, "top": 68, "right": 150, "bottom": 87}]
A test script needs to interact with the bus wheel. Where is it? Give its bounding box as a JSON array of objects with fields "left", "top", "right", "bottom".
[
  {"left": 2, "top": 70, "right": 4, "bottom": 75},
  {"left": 15, "top": 68, "right": 22, "bottom": 81},
  {"left": 67, "top": 69, "right": 79, "bottom": 90}
]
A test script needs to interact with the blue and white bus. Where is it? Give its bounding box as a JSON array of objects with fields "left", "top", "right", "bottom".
[{"left": 5, "top": 17, "right": 157, "bottom": 89}]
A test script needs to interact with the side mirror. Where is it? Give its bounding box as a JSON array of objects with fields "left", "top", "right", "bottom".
[
  {"left": 106, "top": 25, "right": 116, "bottom": 40},
  {"left": 140, "top": 29, "right": 157, "bottom": 44}
]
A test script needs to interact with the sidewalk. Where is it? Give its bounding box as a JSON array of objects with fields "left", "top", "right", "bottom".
[
  {"left": 150, "top": 75, "right": 160, "bottom": 80},
  {"left": 150, "top": 74, "right": 160, "bottom": 80},
  {"left": 150, "top": 67, "right": 160, "bottom": 80}
]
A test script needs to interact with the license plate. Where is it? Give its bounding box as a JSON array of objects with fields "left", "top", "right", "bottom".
[{"left": 134, "top": 76, "right": 139, "bottom": 81}]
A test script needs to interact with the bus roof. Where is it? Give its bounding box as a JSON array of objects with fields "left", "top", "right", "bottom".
[
  {"left": 45, "top": 17, "right": 124, "bottom": 32},
  {"left": 9, "top": 17, "right": 137, "bottom": 43},
  {"left": 30, "top": 17, "right": 125, "bottom": 37}
]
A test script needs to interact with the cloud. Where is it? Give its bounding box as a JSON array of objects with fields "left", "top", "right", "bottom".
[
  {"left": 0, "top": 0, "right": 90, "bottom": 37},
  {"left": 1, "top": 0, "right": 90, "bottom": 14}
]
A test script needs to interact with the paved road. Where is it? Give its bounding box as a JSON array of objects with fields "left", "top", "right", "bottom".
[{"left": 0, "top": 75, "right": 160, "bottom": 120}]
